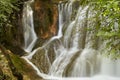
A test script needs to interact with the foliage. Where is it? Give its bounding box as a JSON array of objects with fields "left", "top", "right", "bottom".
[
  {"left": 0, "top": 0, "right": 19, "bottom": 43},
  {"left": 0, "top": 0, "right": 18, "bottom": 25},
  {"left": 95, "top": 0, "right": 120, "bottom": 58}
]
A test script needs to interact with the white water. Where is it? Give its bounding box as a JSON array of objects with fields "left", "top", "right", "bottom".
[
  {"left": 22, "top": 0, "right": 37, "bottom": 52},
  {"left": 22, "top": 0, "right": 120, "bottom": 80}
]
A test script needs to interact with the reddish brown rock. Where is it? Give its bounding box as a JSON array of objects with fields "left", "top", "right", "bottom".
[{"left": 34, "top": 0, "right": 58, "bottom": 39}]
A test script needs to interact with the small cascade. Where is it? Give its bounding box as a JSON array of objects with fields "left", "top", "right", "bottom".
[
  {"left": 21, "top": 0, "right": 120, "bottom": 79},
  {"left": 22, "top": 0, "right": 37, "bottom": 52}
]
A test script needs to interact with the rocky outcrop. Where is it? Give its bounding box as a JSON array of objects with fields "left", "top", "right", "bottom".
[
  {"left": 31, "top": 0, "right": 60, "bottom": 73},
  {"left": 0, "top": 46, "right": 43, "bottom": 80},
  {"left": 33, "top": 0, "right": 58, "bottom": 39},
  {"left": 32, "top": 42, "right": 55, "bottom": 74}
]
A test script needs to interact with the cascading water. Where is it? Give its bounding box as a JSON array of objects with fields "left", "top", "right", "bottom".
[
  {"left": 22, "top": 0, "right": 37, "bottom": 52},
  {"left": 22, "top": 0, "right": 120, "bottom": 80}
]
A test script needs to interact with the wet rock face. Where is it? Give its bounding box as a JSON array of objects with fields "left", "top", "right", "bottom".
[
  {"left": 32, "top": 43, "right": 55, "bottom": 74},
  {"left": 32, "top": 49, "right": 50, "bottom": 73},
  {"left": 34, "top": 0, "right": 58, "bottom": 39}
]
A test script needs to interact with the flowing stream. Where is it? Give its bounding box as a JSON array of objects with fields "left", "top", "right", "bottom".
[
  {"left": 22, "top": 0, "right": 120, "bottom": 80},
  {"left": 22, "top": 0, "right": 37, "bottom": 53}
]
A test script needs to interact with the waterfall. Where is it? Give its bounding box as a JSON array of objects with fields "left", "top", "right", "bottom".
[
  {"left": 22, "top": 0, "right": 37, "bottom": 52},
  {"left": 22, "top": 0, "right": 120, "bottom": 79}
]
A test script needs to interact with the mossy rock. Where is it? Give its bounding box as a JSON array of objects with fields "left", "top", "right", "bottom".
[
  {"left": 0, "top": 49, "right": 43, "bottom": 80},
  {"left": 9, "top": 52, "right": 43, "bottom": 80}
]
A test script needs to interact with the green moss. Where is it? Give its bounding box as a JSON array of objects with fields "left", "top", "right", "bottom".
[
  {"left": 10, "top": 55, "right": 22, "bottom": 70},
  {"left": 9, "top": 53, "right": 41, "bottom": 80},
  {"left": 10, "top": 54, "right": 29, "bottom": 73}
]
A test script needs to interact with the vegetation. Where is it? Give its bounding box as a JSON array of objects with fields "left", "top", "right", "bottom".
[
  {"left": 0, "top": 0, "right": 18, "bottom": 25},
  {"left": 0, "top": 0, "right": 19, "bottom": 43},
  {"left": 95, "top": 0, "right": 120, "bottom": 58}
]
